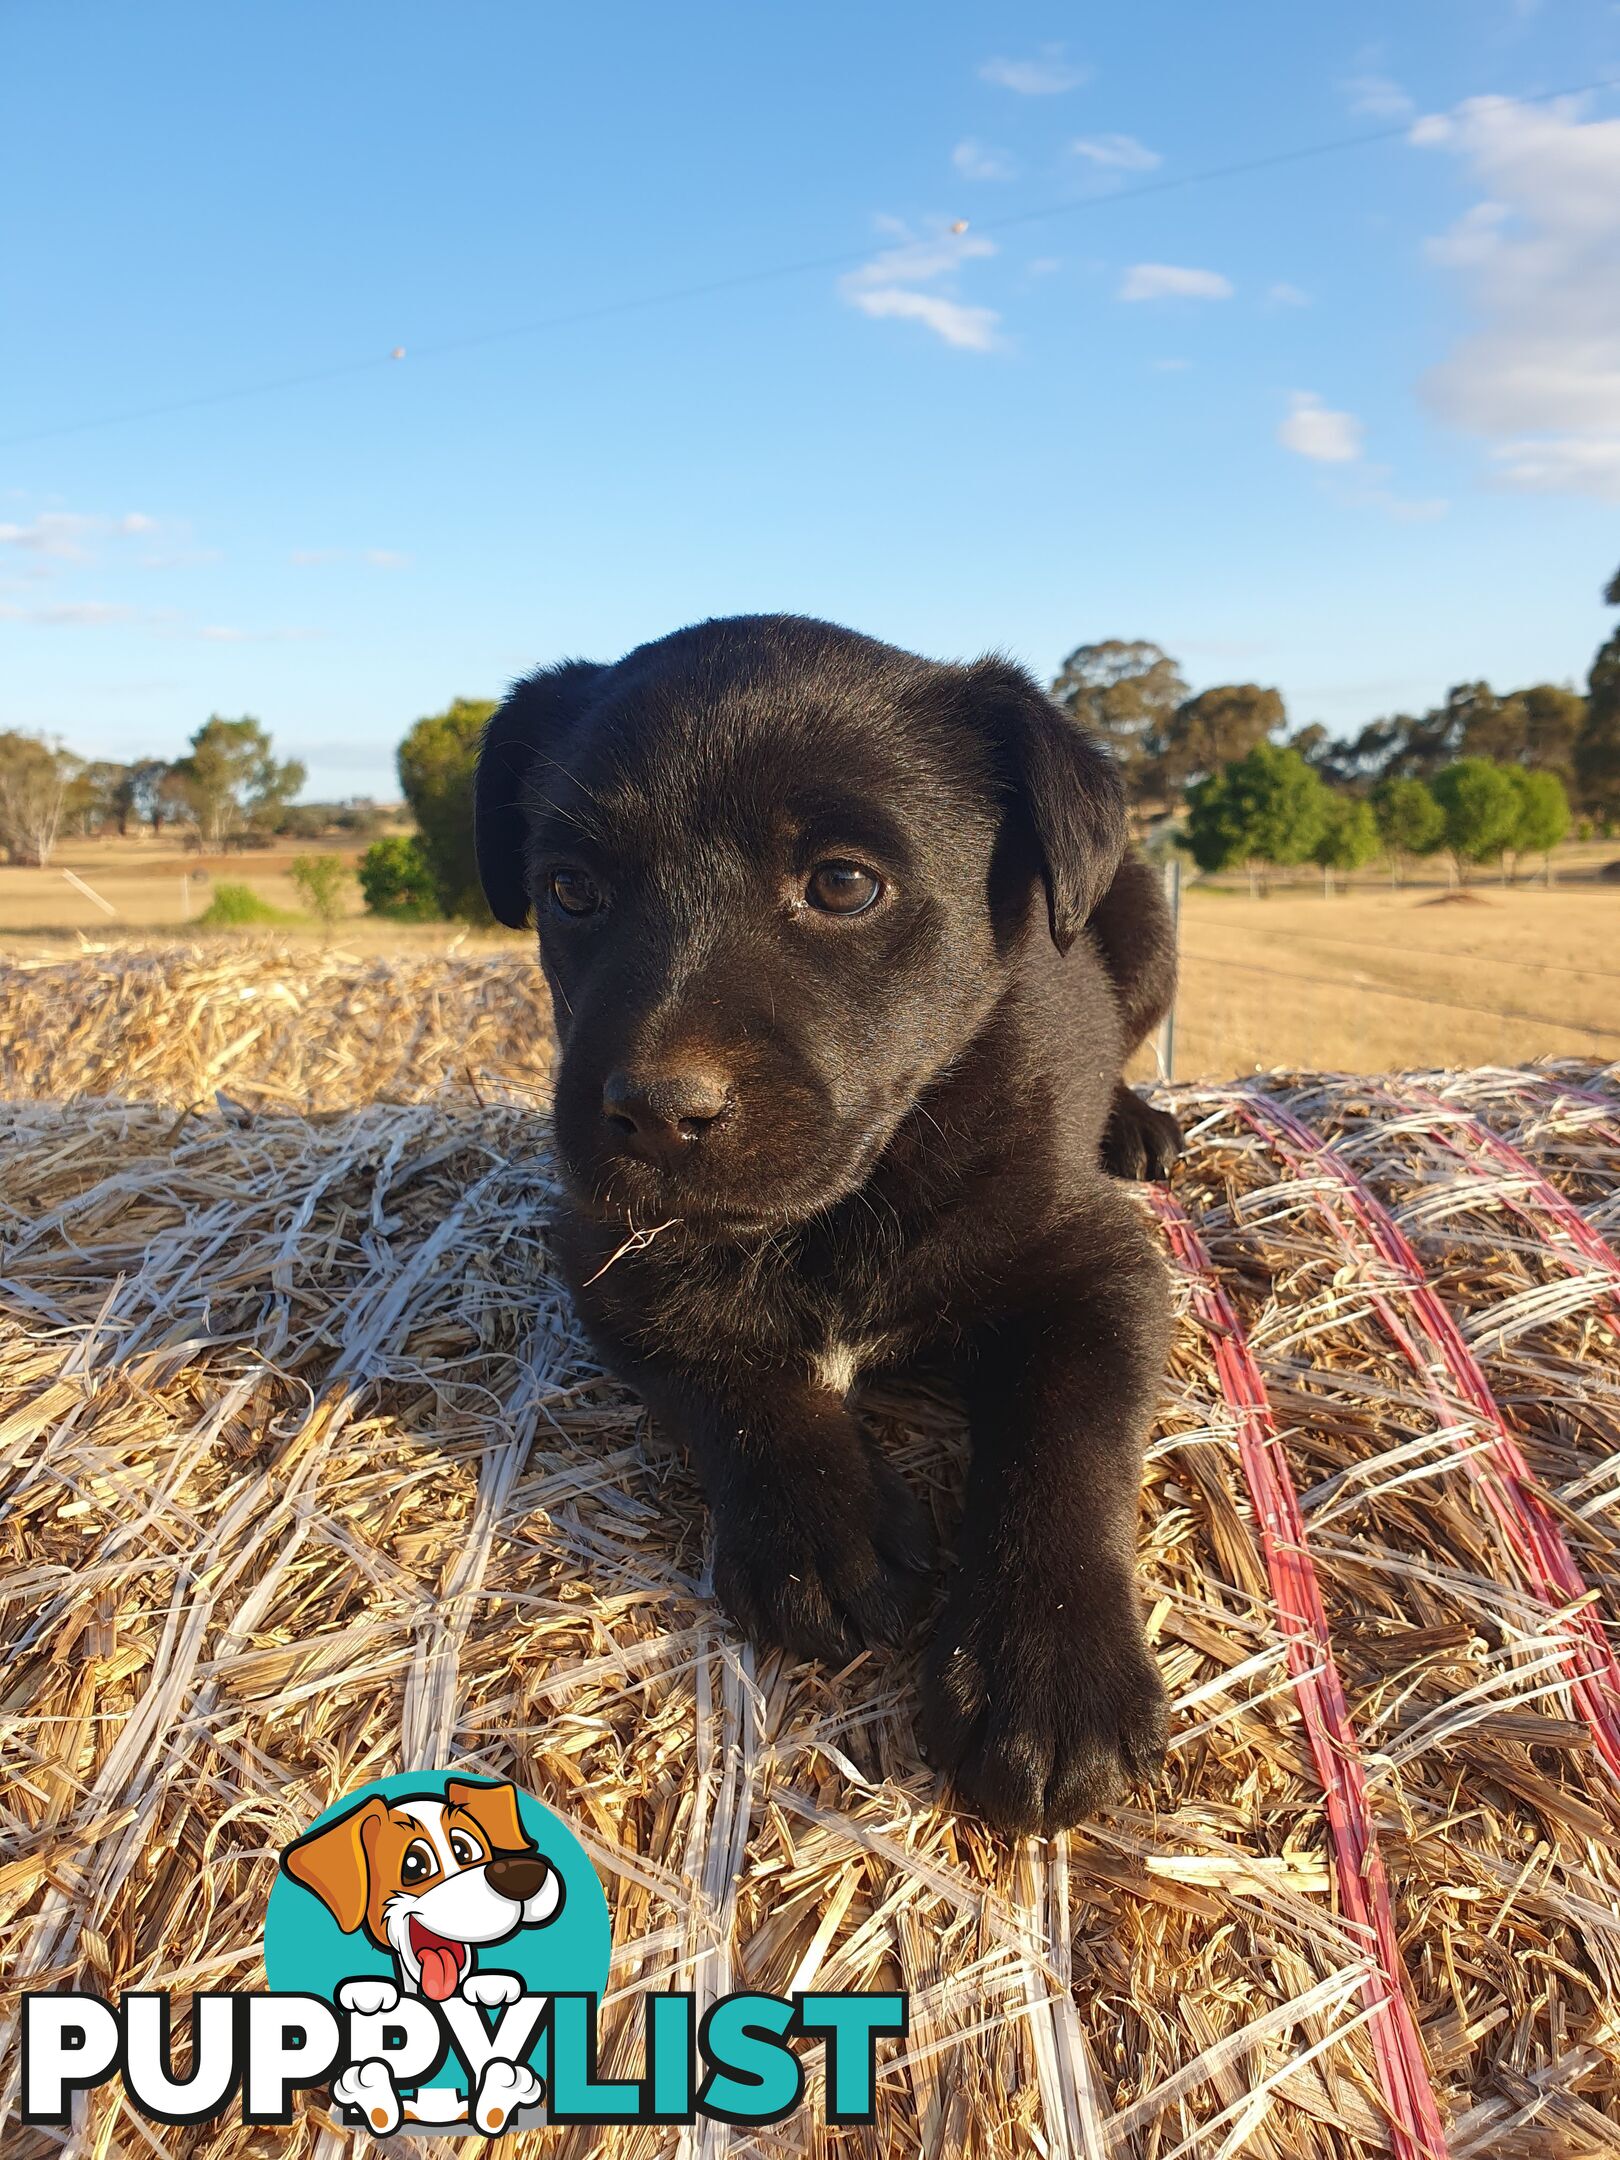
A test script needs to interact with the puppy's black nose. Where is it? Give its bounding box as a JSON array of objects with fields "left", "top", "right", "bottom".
[
  {"left": 486, "top": 1854, "right": 551, "bottom": 1903},
  {"left": 603, "top": 1065, "right": 730, "bottom": 1166}
]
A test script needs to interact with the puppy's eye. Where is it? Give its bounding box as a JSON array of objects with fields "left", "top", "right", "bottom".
[
  {"left": 448, "top": 1831, "right": 483, "bottom": 1867},
  {"left": 549, "top": 868, "right": 604, "bottom": 917},
  {"left": 400, "top": 1841, "right": 436, "bottom": 1886},
  {"left": 806, "top": 861, "right": 882, "bottom": 916}
]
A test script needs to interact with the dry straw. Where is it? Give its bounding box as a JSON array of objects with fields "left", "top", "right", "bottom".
[{"left": 1, "top": 944, "right": 1618, "bottom": 2157}]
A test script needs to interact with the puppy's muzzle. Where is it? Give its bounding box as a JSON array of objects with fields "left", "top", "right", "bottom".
[{"left": 602, "top": 1063, "right": 732, "bottom": 1173}]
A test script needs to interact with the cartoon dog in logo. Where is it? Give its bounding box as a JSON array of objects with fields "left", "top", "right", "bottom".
[{"left": 281, "top": 1778, "right": 565, "bottom": 2131}]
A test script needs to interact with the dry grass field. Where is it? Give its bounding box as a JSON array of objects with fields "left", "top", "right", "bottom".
[
  {"left": 1, "top": 945, "right": 1619, "bottom": 2155},
  {"left": 1154, "top": 881, "right": 1620, "bottom": 1078},
  {"left": 0, "top": 831, "right": 386, "bottom": 933}
]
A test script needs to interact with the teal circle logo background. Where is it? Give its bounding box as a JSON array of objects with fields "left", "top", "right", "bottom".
[{"left": 263, "top": 1771, "right": 611, "bottom": 2003}]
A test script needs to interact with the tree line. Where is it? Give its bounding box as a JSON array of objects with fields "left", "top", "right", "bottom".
[
  {"left": 1183, "top": 740, "right": 1570, "bottom": 893},
  {"left": 1049, "top": 562, "right": 1620, "bottom": 832},
  {"left": 0, "top": 716, "right": 380, "bottom": 867}
]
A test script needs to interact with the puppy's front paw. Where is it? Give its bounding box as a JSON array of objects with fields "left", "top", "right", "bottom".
[
  {"left": 1102, "top": 1089, "right": 1183, "bottom": 1183},
  {"left": 475, "top": 2058, "right": 543, "bottom": 2133},
  {"left": 336, "top": 1976, "right": 400, "bottom": 2016},
  {"left": 922, "top": 1584, "right": 1167, "bottom": 1834},
  {"left": 334, "top": 2059, "right": 402, "bottom": 2135},
  {"left": 461, "top": 1969, "right": 523, "bottom": 2008},
  {"left": 714, "top": 1452, "right": 934, "bottom": 1665}
]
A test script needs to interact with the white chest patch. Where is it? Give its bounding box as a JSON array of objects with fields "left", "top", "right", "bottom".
[{"left": 811, "top": 1342, "right": 866, "bottom": 1398}]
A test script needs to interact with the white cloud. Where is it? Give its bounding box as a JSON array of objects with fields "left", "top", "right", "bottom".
[
  {"left": 0, "top": 513, "right": 97, "bottom": 561},
  {"left": 1414, "top": 93, "right": 1620, "bottom": 499},
  {"left": 952, "top": 138, "right": 1016, "bottom": 181},
  {"left": 1266, "top": 281, "right": 1312, "bottom": 308},
  {"left": 1119, "top": 262, "right": 1233, "bottom": 302},
  {"left": 846, "top": 223, "right": 996, "bottom": 288},
  {"left": 843, "top": 288, "right": 1001, "bottom": 350},
  {"left": 979, "top": 50, "right": 1089, "bottom": 95},
  {"left": 291, "top": 546, "right": 412, "bottom": 569},
  {"left": 0, "top": 598, "right": 323, "bottom": 639},
  {"left": 1071, "top": 133, "right": 1160, "bottom": 172},
  {"left": 1342, "top": 74, "right": 1415, "bottom": 120},
  {"left": 0, "top": 509, "right": 159, "bottom": 564},
  {"left": 840, "top": 220, "right": 1002, "bottom": 351},
  {"left": 1425, "top": 199, "right": 1511, "bottom": 269},
  {"left": 1274, "top": 393, "right": 1446, "bottom": 517},
  {"left": 1278, "top": 391, "right": 1364, "bottom": 463},
  {"left": 0, "top": 599, "right": 136, "bottom": 626},
  {"left": 1354, "top": 484, "right": 1450, "bottom": 522},
  {"left": 1488, "top": 435, "right": 1620, "bottom": 494}
]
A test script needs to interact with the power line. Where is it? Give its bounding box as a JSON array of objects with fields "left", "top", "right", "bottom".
[{"left": 7, "top": 71, "right": 1618, "bottom": 451}]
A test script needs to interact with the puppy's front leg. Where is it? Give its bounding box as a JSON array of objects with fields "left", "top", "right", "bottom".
[
  {"left": 634, "top": 1360, "right": 934, "bottom": 1664},
  {"left": 924, "top": 1206, "right": 1170, "bottom": 1834}
]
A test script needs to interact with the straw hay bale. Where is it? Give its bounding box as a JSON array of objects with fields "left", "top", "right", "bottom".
[
  {"left": 0, "top": 942, "right": 554, "bottom": 1112},
  {"left": 1, "top": 951, "right": 1618, "bottom": 2157}
]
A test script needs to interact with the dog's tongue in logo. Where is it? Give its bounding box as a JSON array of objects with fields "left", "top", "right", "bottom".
[{"left": 410, "top": 1919, "right": 466, "bottom": 2002}]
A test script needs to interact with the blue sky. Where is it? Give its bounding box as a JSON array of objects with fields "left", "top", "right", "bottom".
[{"left": 4, "top": 2, "right": 1620, "bottom": 800}]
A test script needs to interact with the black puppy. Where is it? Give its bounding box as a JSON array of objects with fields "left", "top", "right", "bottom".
[{"left": 475, "top": 615, "right": 1181, "bottom": 1834}]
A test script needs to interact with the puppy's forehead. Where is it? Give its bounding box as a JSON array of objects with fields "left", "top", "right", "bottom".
[{"left": 545, "top": 648, "right": 988, "bottom": 854}]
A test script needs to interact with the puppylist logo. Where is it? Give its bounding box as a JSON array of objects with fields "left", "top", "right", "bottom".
[{"left": 22, "top": 1771, "right": 906, "bottom": 2134}]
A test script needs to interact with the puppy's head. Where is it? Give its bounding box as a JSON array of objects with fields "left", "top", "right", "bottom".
[
  {"left": 476, "top": 615, "right": 1124, "bottom": 1231},
  {"left": 282, "top": 1780, "right": 563, "bottom": 2000}
]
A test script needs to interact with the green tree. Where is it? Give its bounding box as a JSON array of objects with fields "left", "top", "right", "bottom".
[
  {"left": 1496, "top": 684, "right": 1584, "bottom": 786},
  {"left": 0, "top": 731, "right": 74, "bottom": 866},
  {"left": 396, "top": 697, "right": 497, "bottom": 920},
  {"left": 1184, "top": 770, "right": 1245, "bottom": 875},
  {"left": 358, "top": 833, "right": 442, "bottom": 920},
  {"left": 125, "top": 757, "right": 185, "bottom": 836},
  {"left": 1287, "top": 723, "right": 1357, "bottom": 788},
  {"left": 63, "top": 759, "right": 128, "bottom": 837},
  {"left": 171, "top": 717, "right": 306, "bottom": 848},
  {"left": 1431, "top": 759, "right": 1520, "bottom": 885},
  {"left": 1185, "top": 742, "right": 1328, "bottom": 895},
  {"left": 1504, "top": 766, "right": 1570, "bottom": 882},
  {"left": 1579, "top": 572, "right": 1620, "bottom": 824},
  {"left": 1049, "top": 641, "right": 1188, "bottom": 810},
  {"left": 1349, "top": 688, "right": 1487, "bottom": 785},
  {"left": 108, "top": 766, "right": 142, "bottom": 836},
  {"left": 1370, "top": 775, "right": 1444, "bottom": 884},
  {"left": 1311, "top": 793, "right": 1380, "bottom": 896},
  {"left": 289, "top": 852, "right": 352, "bottom": 938},
  {"left": 1156, "top": 683, "right": 1285, "bottom": 797}
]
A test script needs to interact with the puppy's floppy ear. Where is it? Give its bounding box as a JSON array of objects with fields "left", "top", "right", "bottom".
[
  {"left": 445, "top": 1778, "right": 534, "bottom": 1856},
  {"left": 475, "top": 661, "right": 605, "bottom": 929},
  {"left": 280, "top": 1796, "right": 386, "bottom": 1934},
  {"left": 967, "top": 657, "right": 1127, "bottom": 952}
]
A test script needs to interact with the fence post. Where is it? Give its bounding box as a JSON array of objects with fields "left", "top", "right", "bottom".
[{"left": 1158, "top": 855, "right": 1182, "bottom": 1083}]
